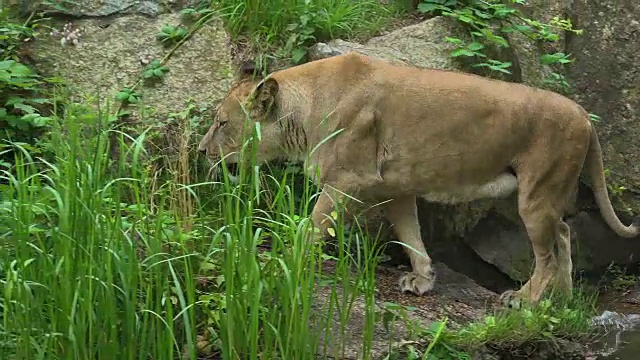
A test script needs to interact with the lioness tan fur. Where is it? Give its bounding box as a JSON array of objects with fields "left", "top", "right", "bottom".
[{"left": 198, "top": 52, "right": 640, "bottom": 306}]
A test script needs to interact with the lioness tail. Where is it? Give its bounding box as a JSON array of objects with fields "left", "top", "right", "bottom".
[{"left": 586, "top": 123, "right": 640, "bottom": 238}]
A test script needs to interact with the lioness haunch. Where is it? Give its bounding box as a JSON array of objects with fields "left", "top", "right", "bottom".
[{"left": 198, "top": 52, "right": 640, "bottom": 308}]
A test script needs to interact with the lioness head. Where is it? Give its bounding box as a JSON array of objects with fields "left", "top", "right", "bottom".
[{"left": 198, "top": 60, "right": 281, "bottom": 174}]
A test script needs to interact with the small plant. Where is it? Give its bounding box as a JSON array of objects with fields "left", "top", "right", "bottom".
[
  {"left": 589, "top": 113, "right": 602, "bottom": 123},
  {"left": 116, "top": 87, "right": 141, "bottom": 105},
  {"left": 284, "top": 13, "right": 319, "bottom": 64},
  {"left": 49, "top": 21, "right": 83, "bottom": 47},
  {"left": 156, "top": 24, "right": 189, "bottom": 46},
  {"left": 0, "top": 8, "right": 57, "bottom": 155},
  {"left": 179, "top": 7, "right": 215, "bottom": 25},
  {"left": 0, "top": 8, "right": 36, "bottom": 58},
  {"left": 0, "top": 60, "right": 52, "bottom": 131},
  {"left": 141, "top": 59, "right": 169, "bottom": 80}
]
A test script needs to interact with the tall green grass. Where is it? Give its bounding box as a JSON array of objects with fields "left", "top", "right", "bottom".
[
  {"left": 211, "top": 0, "right": 403, "bottom": 61},
  {"left": 0, "top": 96, "right": 390, "bottom": 359},
  {"left": 0, "top": 94, "right": 600, "bottom": 360},
  {"left": 1, "top": 101, "right": 200, "bottom": 359}
]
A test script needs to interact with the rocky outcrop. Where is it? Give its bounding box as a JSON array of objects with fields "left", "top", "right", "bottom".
[
  {"left": 29, "top": 11, "right": 236, "bottom": 127},
  {"left": 310, "top": 17, "right": 468, "bottom": 70}
]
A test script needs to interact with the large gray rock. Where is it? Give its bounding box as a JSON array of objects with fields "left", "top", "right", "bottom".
[
  {"left": 310, "top": 16, "right": 467, "bottom": 70},
  {"left": 564, "top": 1, "right": 640, "bottom": 212},
  {"left": 25, "top": 0, "right": 193, "bottom": 17},
  {"left": 30, "top": 12, "right": 236, "bottom": 126}
]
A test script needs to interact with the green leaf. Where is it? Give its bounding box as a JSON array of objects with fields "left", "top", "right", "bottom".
[
  {"left": 291, "top": 47, "right": 307, "bottom": 64},
  {"left": 116, "top": 91, "right": 130, "bottom": 101},
  {"left": 5, "top": 97, "right": 26, "bottom": 106},
  {"left": 466, "top": 41, "right": 485, "bottom": 51},
  {"left": 540, "top": 52, "right": 572, "bottom": 65},
  {"left": 445, "top": 36, "right": 463, "bottom": 44},
  {"left": 417, "top": 3, "right": 437, "bottom": 13},
  {"left": 450, "top": 48, "right": 476, "bottom": 57},
  {"left": 12, "top": 102, "right": 36, "bottom": 114},
  {"left": 30, "top": 98, "right": 51, "bottom": 104},
  {"left": 21, "top": 113, "right": 49, "bottom": 127}
]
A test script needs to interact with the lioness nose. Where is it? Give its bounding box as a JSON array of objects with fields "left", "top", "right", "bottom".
[{"left": 198, "top": 147, "right": 206, "bottom": 155}]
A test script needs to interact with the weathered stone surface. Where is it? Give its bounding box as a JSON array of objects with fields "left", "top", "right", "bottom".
[
  {"left": 310, "top": 16, "right": 468, "bottom": 70},
  {"left": 25, "top": 0, "right": 194, "bottom": 17},
  {"left": 564, "top": 1, "right": 640, "bottom": 211},
  {"left": 30, "top": 13, "right": 235, "bottom": 125},
  {"left": 312, "top": 262, "right": 497, "bottom": 360}
]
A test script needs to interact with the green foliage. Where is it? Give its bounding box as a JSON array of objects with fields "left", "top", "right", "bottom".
[
  {"left": 116, "top": 87, "right": 141, "bottom": 104},
  {"left": 0, "top": 60, "right": 52, "bottom": 130},
  {"left": 142, "top": 59, "right": 170, "bottom": 80},
  {"left": 0, "top": 95, "right": 396, "bottom": 359},
  {"left": 418, "top": 0, "right": 582, "bottom": 91},
  {"left": 212, "top": 0, "right": 398, "bottom": 64},
  {"left": 385, "top": 287, "right": 598, "bottom": 359},
  {"left": 0, "top": 8, "right": 57, "bottom": 146},
  {"left": 179, "top": 6, "right": 216, "bottom": 24},
  {"left": 0, "top": 10, "right": 35, "bottom": 57},
  {"left": 0, "top": 101, "right": 203, "bottom": 359},
  {"left": 450, "top": 291, "right": 598, "bottom": 350},
  {"left": 156, "top": 24, "right": 190, "bottom": 46}
]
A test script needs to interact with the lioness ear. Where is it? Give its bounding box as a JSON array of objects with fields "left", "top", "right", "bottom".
[{"left": 250, "top": 77, "right": 279, "bottom": 116}]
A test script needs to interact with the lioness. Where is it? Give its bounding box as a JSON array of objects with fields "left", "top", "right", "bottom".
[{"left": 198, "top": 52, "right": 640, "bottom": 307}]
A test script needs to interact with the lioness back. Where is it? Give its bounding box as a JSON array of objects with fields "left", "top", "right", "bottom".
[{"left": 269, "top": 52, "right": 590, "bottom": 197}]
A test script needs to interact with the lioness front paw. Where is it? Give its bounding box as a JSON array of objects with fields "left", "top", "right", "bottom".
[
  {"left": 399, "top": 269, "right": 435, "bottom": 296},
  {"left": 499, "top": 290, "right": 523, "bottom": 309}
]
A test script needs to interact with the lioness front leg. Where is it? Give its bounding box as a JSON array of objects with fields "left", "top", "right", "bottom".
[
  {"left": 384, "top": 195, "right": 435, "bottom": 295},
  {"left": 308, "top": 187, "right": 354, "bottom": 243}
]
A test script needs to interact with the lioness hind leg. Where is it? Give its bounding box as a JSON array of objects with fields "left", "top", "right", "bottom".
[
  {"left": 501, "top": 164, "right": 580, "bottom": 309},
  {"left": 384, "top": 196, "right": 435, "bottom": 296},
  {"left": 500, "top": 202, "right": 561, "bottom": 308},
  {"left": 501, "top": 217, "right": 574, "bottom": 308},
  {"left": 552, "top": 220, "right": 573, "bottom": 296}
]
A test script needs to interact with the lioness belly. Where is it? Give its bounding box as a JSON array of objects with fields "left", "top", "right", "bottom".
[{"left": 420, "top": 172, "right": 518, "bottom": 204}]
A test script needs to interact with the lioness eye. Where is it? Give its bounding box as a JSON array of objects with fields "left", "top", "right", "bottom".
[{"left": 219, "top": 121, "right": 228, "bottom": 127}]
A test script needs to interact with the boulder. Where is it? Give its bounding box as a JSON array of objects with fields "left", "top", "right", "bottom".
[
  {"left": 310, "top": 16, "right": 467, "bottom": 70},
  {"left": 29, "top": 11, "right": 236, "bottom": 127},
  {"left": 563, "top": 1, "right": 640, "bottom": 212},
  {"left": 22, "top": 0, "right": 193, "bottom": 17}
]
